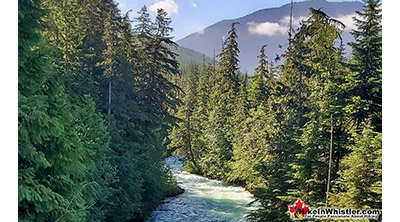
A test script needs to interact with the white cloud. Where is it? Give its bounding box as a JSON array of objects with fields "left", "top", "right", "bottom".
[
  {"left": 247, "top": 15, "right": 307, "bottom": 37},
  {"left": 334, "top": 13, "right": 357, "bottom": 31},
  {"left": 247, "top": 13, "right": 357, "bottom": 37},
  {"left": 279, "top": 15, "right": 308, "bottom": 29},
  {"left": 247, "top": 21, "right": 287, "bottom": 36},
  {"left": 192, "top": 2, "right": 197, "bottom": 8},
  {"left": 149, "top": 0, "right": 179, "bottom": 16},
  {"left": 278, "top": 15, "right": 291, "bottom": 26}
]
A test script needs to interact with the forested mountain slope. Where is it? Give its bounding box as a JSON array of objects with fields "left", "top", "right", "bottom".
[{"left": 172, "top": 45, "right": 213, "bottom": 70}]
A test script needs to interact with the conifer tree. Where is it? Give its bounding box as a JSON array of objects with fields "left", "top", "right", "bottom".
[
  {"left": 132, "top": 7, "right": 182, "bottom": 218},
  {"left": 194, "top": 64, "right": 215, "bottom": 129},
  {"left": 74, "top": 96, "right": 115, "bottom": 222},
  {"left": 286, "top": 8, "right": 350, "bottom": 206},
  {"left": 134, "top": 7, "right": 181, "bottom": 133},
  {"left": 229, "top": 74, "right": 250, "bottom": 183},
  {"left": 203, "top": 22, "right": 241, "bottom": 178},
  {"left": 19, "top": 0, "right": 104, "bottom": 220},
  {"left": 42, "top": 0, "right": 85, "bottom": 70},
  {"left": 248, "top": 60, "right": 303, "bottom": 222},
  {"left": 216, "top": 22, "right": 241, "bottom": 93},
  {"left": 234, "top": 74, "right": 250, "bottom": 124},
  {"left": 346, "top": 0, "right": 382, "bottom": 132},
  {"left": 330, "top": 122, "right": 381, "bottom": 210},
  {"left": 168, "top": 65, "right": 200, "bottom": 170},
  {"left": 248, "top": 45, "right": 272, "bottom": 108},
  {"left": 190, "top": 64, "right": 215, "bottom": 172},
  {"left": 230, "top": 103, "right": 275, "bottom": 186}
]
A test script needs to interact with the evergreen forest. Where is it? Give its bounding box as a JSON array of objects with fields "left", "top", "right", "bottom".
[{"left": 18, "top": 0, "right": 381, "bottom": 221}]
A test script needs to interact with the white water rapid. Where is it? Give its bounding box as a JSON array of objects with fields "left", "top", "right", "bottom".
[{"left": 147, "top": 156, "right": 259, "bottom": 222}]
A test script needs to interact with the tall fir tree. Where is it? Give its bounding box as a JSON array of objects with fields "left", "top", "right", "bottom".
[
  {"left": 190, "top": 64, "right": 216, "bottom": 172},
  {"left": 248, "top": 45, "right": 273, "bottom": 108},
  {"left": 330, "top": 121, "right": 381, "bottom": 211},
  {"left": 286, "top": 8, "right": 350, "bottom": 206},
  {"left": 18, "top": 0, "right": 108, "bottom": 220},
  {"left": 346, "top": 0, "right": 382, "bottom": 132},
  {"left": 168, "top": 65, "right": 200, "bottom": 171},
  {"left": 203, "top": 22, "right": 241, "bottom": 178}
]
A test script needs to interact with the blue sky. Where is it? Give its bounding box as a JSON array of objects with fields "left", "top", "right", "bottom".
[{"left": 115, "top": 0, "right": 358, "bottom": 40}]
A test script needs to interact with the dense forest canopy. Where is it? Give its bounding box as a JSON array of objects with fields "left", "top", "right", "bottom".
[
  {"left": 18, "top": 0, "right": 381, "bottom": 221},
  {"left": 19, "top": 0, "right": 181, "bottom": 221}
]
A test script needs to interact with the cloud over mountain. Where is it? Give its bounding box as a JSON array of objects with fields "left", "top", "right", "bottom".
[
  {"left": 149, "top": 0, "right": 179, "bottom": 16},
  {"left": 247, "top": 21, "right": 287, "bottom": 36},
  {"left": 247, "top": 15, "right": 309, "bottom": 36}
]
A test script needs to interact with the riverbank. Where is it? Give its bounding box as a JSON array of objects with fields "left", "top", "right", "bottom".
[
  {"left": 165, "top": 186, "right": 184, "bottom": 198},
  {"left": 183, "top": 159, "right": 257, "bottom": 193}
]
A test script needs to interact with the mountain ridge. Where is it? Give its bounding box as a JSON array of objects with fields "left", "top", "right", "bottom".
[{"left": 177, "top": 0, "right": 363, "bottom": 73}]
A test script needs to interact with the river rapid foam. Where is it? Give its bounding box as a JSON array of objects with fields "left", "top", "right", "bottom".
[{"left": 147, "top": 156, "right": 258, "bottom": 222}]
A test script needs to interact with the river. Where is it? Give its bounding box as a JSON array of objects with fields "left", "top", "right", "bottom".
[{"left": 147, "top": 156, "right": 259, "bottom": 222}]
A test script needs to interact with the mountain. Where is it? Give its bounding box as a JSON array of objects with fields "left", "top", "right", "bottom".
[
  {"left": 172, "top": 45, "right": 213, "bottom": 70},
  {"left": 177, "top": 0, "right": 363, "bottom": 74}
]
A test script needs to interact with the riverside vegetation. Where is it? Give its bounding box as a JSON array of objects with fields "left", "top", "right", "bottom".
[
  {"left": 19, "top": 0, "right": 181, "bottom": 221},
  {"left": 18, "top": 0, "right": 381, "bottom": 221}
]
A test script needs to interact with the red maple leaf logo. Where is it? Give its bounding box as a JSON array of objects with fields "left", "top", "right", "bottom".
[
  {"left": 289, "top": 199, "right": 309, "bottom": 218},
  {"left": 289, "top": 205, "right": 295, "bottom": 213}
]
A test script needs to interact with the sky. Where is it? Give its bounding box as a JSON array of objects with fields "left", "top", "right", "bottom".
[{"left": 115, "top": 0, "right": 359, "bottom": 40}]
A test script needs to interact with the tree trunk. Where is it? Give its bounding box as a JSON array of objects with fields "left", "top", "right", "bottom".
[
  {"left": 187, "top": 116, "right": 197, "bottom": 167},
  {"left": 326, "top": 114, "right": 334, "bottom": 205},
  {"left": 108, "top": 80, "right": 112, "bottom": 115}
]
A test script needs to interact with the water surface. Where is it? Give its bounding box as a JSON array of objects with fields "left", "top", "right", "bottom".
[{"left": 147, "top": 156, "right": 258, "bottom": 222}]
